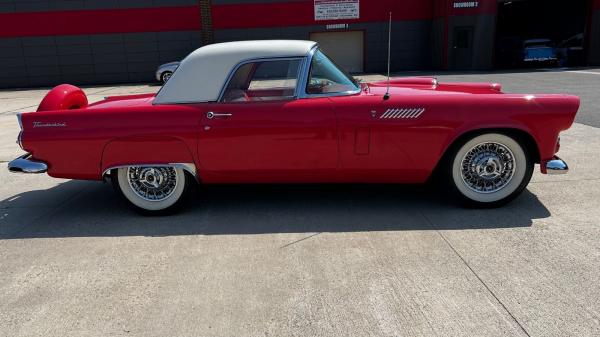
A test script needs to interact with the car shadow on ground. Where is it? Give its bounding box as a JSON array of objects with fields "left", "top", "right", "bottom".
[{"left": 0, "top": 180, "right": 551, "bottom": 240}]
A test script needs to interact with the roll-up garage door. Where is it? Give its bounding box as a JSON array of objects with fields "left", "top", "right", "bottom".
[{"left": 310, "top": 31, "right": 364, "bottom": 73}]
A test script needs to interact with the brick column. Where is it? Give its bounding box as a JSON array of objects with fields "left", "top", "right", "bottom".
[{"left": 199, "top": 0, "right": 214, "bottom": 45}]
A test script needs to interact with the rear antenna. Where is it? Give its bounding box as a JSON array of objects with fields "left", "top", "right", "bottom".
[{"left": 383, "top": 12, "right": 392, "bottom": 101}]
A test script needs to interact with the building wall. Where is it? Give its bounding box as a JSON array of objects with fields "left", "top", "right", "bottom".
[
  {"left": 1, "top": 31, "right": 202, "bottom": 88},
  {"left": 0, "top": 0, "right": 202, "bottom": 88},
  {"left": 0, "top": 0, "right": 436, "bottom": 88},
  {"left": 589, "top": 0, "right": 600, "bottom": 65},
  {"left": 447, "top": 0, "right": 497, "bottom": 70},
  {"left": 214, "top": 21, "right": 432, "bottom": 73},
  {"left": 448, "top": 14, "right": 496, "bottom": 70},
  {"left": 1, "top": 0, "right": 599, "bottom": 88},
  {"left": 211, "top": 0, "right": 433, "bottom": 72}
]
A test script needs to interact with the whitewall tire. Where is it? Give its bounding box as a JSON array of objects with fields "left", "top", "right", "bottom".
[
  {"left": 448, "top": 133, "right": 533, "bottom": 207},
  {"left": 113, "top": 166, "right": 190, "bottom": 214}
]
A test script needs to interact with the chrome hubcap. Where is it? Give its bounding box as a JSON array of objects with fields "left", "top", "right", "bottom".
[
  {"left": 460, "top": 142, "right": 516, "bottom": 194},
  {"left": 127, "top": 167, "right": 178, "bottom": 201},
  {"left": 162, "top": 72, "right": 172, "bottom": 82}
]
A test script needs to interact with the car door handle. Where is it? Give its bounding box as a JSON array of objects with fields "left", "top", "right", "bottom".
[{"left": 207, "top": 111, "right": 232, "bottom": 119}]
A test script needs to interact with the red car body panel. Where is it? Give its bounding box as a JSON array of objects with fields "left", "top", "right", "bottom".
[{"left": 19, "top": 77, "right": 579, "bottom": 183}]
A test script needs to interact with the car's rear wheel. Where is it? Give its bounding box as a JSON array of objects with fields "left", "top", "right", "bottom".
[
  {"left": 112, "top": 166, "right": 192, "bottom": 214},
  {"left": 446, "top": 133, "right": 534, "bottom": 207},
  {"left": 161, "top": 71, "right": 173, "bottom": 84}
]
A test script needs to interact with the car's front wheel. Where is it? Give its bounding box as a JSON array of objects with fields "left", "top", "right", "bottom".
[
  {"left": 446, "top": 133, "right": 534, "bottom": 207},
  {"left": 160, "top": 71, "right": 173, "bottom": 84},
  {"left": 112, "top": 166, "right": 192, "bottom": 214}
]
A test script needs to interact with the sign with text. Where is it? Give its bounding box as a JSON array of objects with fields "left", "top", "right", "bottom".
[
  {"left": 453, "top": 1, "right": 479, "bottom": 9},
  {"left": 314, "top": 0, "right": 359, "bottom": 21}
]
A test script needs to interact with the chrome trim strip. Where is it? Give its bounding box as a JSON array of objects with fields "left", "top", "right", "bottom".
[
  {"left": 407, "top": 109, "right": 420, "bottom": 118},
  {"left": 17, "top": 113, "right": 23, "bottom": 130},
  {"left": 546, "top": 156, "right": 569, "bottom": 175},
  {"left": 296, "top": 45, "right": 317, "bottom": 99},
  {"left": 399, "top": 109, "right": 411, "bottom": 118},
  {"left": 8, "top": 153, "right": 48, "bottom": 174},
  {"left": 16, "top": 131, "right": 23, "bottom": 150},
  {"left": 380, "top": 108, "right": 426, "bottom": 119},
  {"left": 102, "top": 163, "right": 198, "bottom": 179}
]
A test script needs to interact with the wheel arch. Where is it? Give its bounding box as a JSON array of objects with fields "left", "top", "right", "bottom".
[
  {"left": 100, "top": 135, "right": 201, "bottom": 182},
  {"left": 432, "top": 127, "right": 541, "bottom": 178}
]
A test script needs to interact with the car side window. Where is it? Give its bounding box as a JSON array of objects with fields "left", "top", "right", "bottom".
[{"left": 221, "top": 59, "right": 301, "bottom": 103}]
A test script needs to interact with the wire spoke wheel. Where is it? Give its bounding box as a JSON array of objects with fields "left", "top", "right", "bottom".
[
  {"left": 449, "top": 133, "right": 533, "bottom": 207},
  {"left": 114, "top": 165, "right": 191, "bottom": 213},
  {"left": 460, "top": 142, "right": 516, "bottom": 194},
  {"left": 127, "top": 167, "right": 179, "bottom": 202},
  {"left": 161, "top": 72, "right": 172, "bottom": 83}
]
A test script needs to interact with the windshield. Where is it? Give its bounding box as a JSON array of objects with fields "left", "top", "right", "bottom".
[{"left": 306, "top": 49, "right": 359, "bottom": 95}]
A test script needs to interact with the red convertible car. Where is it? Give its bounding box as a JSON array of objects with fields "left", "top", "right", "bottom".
[{"left": 9, "top": 40, "right": 578, "bottom": 213}]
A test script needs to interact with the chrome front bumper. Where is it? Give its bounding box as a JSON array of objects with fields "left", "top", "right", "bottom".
[
  {"left": 544, "top": 156, "right": 568, "bottom": 175},
  {"left": 8, "top": 154, "right": 48, "bottom": 174}
]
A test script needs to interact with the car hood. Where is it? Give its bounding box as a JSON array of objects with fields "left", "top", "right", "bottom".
[{"left": 367, "top": 77, "right": 503, "bottom": 95}]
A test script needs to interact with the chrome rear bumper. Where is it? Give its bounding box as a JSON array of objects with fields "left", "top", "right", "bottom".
[
  {"left": 8, "top": 154, "right": 48, "bottom": 174},
  {"left": 545, "top": 156, "right": 568, "bottom": 175}
]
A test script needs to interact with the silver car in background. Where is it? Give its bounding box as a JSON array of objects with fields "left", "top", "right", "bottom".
[{"left": 155, "top": 61, "right": 180, "bottom": 84}]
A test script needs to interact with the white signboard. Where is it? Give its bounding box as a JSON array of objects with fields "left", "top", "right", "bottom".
[{"left": 315, "top": 0, "right": 359, "bottom": 21}]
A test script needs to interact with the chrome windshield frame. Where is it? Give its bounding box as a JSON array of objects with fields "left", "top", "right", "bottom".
[{"left": 297, "top": 45, "right": 361, "bottom": 99}]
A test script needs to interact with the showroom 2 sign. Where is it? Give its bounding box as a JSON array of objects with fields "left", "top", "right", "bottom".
[{"left": 314, "top": 0, "right": 360, "bottom": 21}]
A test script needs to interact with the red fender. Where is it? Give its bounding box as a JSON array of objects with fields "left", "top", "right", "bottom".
[
  {"left": 101, "top": 136, "right": 196, "bottom": 177},
  {"left": 38, "top": 84, "right": 88, "bottom": 112}
]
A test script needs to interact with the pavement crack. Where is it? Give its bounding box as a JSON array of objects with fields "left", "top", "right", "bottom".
[
  {"left": 419, "top": 210, "right": 532, "bottom": 337},
  {"left": 280, "top": 232, "right": 321, "bottom": 249}
]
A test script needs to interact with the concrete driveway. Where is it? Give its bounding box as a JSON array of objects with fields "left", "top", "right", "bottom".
[{"left": 0, "top": 70, "right": 599, "bottom": 337}]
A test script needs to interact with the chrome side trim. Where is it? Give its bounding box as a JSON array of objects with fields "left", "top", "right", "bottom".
[
  {"left": 16, "top": 131, "right": 23, "bottom": 150},
  {"left": 102, "top": 163, "right": 197, "bottom": 179},
  {"left": 380, "top": 108, "right": 425, "bottom": 119},
  {"left": 17, "top": 113, "right": 23, "bottom": 130},
  {"left": 545, "top": 156, "right": 568, "bottom": 175},
  {"left": 8, "top": 153, "right": 48, "bottom": 174},
  {"left": 296, "top": 45, "right": 318, "bottom": 99}
]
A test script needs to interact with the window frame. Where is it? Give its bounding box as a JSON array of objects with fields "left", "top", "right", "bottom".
[
  {"left": 299, "top": 47, "right": 361, "bottom": 98},
  {"left": 217, "top": 56, "right": 307, "bottom": 103},
  {"left": 217, "top": 46, "right": 361, "bottom": 103}
]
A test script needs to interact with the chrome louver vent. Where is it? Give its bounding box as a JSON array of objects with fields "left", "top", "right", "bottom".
[{"left": 380, "top": 108, "right": 425, "bottom": 119}]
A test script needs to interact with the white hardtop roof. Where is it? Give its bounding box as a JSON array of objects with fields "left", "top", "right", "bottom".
[{"left": 154, "top": 40, "right": 318, "bottom": 104}]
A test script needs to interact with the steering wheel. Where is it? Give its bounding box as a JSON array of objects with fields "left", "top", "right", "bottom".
[{"left": 307, "top": 78, "right": 333, "bottom": 94}]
